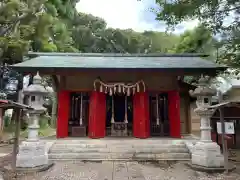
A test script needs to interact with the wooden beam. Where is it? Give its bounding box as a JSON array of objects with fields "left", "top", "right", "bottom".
[
  {"left": 12, "top": 108, "right": 21, "bottom": 171},
  {"left": 0, "top": 108, "right": 3, "bottom": 141}
]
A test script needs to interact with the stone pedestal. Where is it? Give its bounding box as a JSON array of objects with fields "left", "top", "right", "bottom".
[
  {"left": 192, "top": 141, "right": 224, "bottom": 167},
  {"left": 16, "top": 141, "right": 48, "bottom": 168}
]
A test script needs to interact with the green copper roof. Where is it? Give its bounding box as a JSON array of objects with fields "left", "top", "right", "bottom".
[{"left": 12, "top": 52, "right": 225, "bottom": 70}]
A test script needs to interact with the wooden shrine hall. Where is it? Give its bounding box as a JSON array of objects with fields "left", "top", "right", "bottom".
[{"left": 12, "top": 53, "right": 225, "bottom": 139}]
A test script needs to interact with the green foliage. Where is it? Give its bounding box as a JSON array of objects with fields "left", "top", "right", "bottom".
[
  {"left": 170, "top": 25, "right": 215, "bottom": 54},
  {"left": 39, "top": 115, "right": 50, "bottom": 129},
  {"left": 3, "top": 115, "right": 11, "bottom": 128},
  {"left": 143, "top": 31, "right": 180, "bottom": 53},
  {"left": 0, "top": 0, "right": 218, "bottom": 65},
  {"left": 155, "top": 0, "right": 240, "bottom": 66}
]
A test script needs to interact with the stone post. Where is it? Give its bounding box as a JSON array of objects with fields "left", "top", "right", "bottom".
[
  {"left": 16, "top": 72, "right": 49, "bottom": 168},
  {"left": 189, "top": 76, "right": 224, "bottom": 168}
]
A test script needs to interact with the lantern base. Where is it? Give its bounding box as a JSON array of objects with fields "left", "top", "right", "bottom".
[
  {"left": 191, "top": 141, "right": 224, "bottom": 168},
  {"left": 16, "top": 141, "right": 48, "bottom": 168}
]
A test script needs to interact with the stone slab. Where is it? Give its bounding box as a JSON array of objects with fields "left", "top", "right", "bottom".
[
  {"left": 13, "top": 161, "right": 240, "bottom": 180},
  {"left": 16, "top": 141, "right": 49, "bottom": 168},
  {"left": 15, "top": 162, "right": 54, "bottom": 173},
  {"left": 186, "top": 162, "right": 236, "bottom": 173},
  {"left": 16, "top": 154, "right": 49, "bottom": 168},
  {"left": 191, "top": 141, "right": 224, "bottom": 168}
]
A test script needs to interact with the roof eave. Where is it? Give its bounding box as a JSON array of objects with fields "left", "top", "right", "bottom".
[
  {"left": 25, "top": 52, "right": 211, "bottom": 58},
  {"left": 11, "top": 66, "right": 226, "bottom": 75}
]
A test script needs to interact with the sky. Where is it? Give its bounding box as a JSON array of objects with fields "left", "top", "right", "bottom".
[{"left": 76, "top": 0, "right": 199, "bottom": 34}]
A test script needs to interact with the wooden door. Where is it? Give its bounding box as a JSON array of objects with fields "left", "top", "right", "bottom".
[
  {"left": 88, "top": 91, "right": 106, "bottom": 138},
  {"left": 57, "top": 90, "right": 70, "bottom": 138},
  {"left": 133, "top": 92, "right": 150, "bottom": 138}
]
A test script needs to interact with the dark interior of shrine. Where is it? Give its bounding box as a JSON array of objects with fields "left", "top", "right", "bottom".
[
  {"left": 106, "top": 94, "right": 133, "bottom": 136},
  {"left": 67, "top": 92, "right": 169, "bottom": 137},
  {"left": 149, "top": 93, "right": 170, "bottom": 136},
  {"left": 68, "top": 92, "right": 89, "bottom": 137}
]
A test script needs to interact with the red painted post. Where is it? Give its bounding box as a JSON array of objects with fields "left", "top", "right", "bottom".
[
  {"left": 133, "top": 92, "right": 150, "bottom": 138},
  {"left": 57, "top": 90, "right": 70, "bottom": 138},
  {"left": 88, "top": 91, "right": 106, "bottom": 138}
]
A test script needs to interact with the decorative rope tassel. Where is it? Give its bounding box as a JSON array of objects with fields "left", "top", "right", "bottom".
[
  {"left": 127, "top": 88, "right": 130, "bottom": 96},
  {"left": 156, "top": 94, "right": 160, "bottom": 126},
  {"left": 136, "top": 83, "right": 140, "bottom": 92},
  {"left": 109, "top": 88, "right": 113, "bottom": 96},
  {"left": 118, "top": 85, "right": 121, "bottom": 93},
  {"left": 133, "top": 87, "right": 136, "bottom": 95},
  {"left": 114, "top": 86, "right": 117, "bottom": 94},
  {"left": 124, "top": 96, "right": 128, "bottom": 123},
  {"left": 111, "top": 96, "right": 115, "bottom": 123},
  {"left": 79, "top": 93, "right": 83, "bottom": 126},
  {"left": 100, "top": 84, "right": 103, "bottom": 92}
]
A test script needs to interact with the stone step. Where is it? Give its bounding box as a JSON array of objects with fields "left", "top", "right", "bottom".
[
  {"left": 49, "top": 147, "right": 189, "bottom": 154},
  {"left": 54, "top": 140, "right": 185, "bottom": 144},
  {"left": 51, "top": 143, "right": 187, "bottom": 149},
  {"left": 49, "top": 140, "right": 190, "bottom": 161},
  {"left": 49, "top": 152, "right": 190, "bottom": 161}
]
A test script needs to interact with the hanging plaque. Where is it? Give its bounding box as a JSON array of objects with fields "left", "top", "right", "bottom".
[{"left": 217, "top": 122, "right": 235, "bottom": 134}]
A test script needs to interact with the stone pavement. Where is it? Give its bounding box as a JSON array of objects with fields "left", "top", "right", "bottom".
[{"left": 11, "top": 161, "right": 240, "bottom": 180}]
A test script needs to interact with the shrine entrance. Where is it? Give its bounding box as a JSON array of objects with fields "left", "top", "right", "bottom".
[
  {"left": 106, "top": 94, "right": 133, "bottom": 137},
  {"left": 149, "top": 93, "right": 170, "bottom": 136},
  {"left": 68, "top": 92, "right": 89, "bottom": 137}
]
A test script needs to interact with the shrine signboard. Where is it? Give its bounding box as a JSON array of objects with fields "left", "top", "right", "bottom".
[{"left": 217, "top": 122, "right": 235, "bottom": 134}]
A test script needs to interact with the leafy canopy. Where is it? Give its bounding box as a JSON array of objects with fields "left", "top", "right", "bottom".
[{"left": 154, "top": 0, "right": 240, "bottom": 66}]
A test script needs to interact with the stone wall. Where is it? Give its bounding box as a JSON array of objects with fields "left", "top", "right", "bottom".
[{"left": 225, "top": 89, "right": 240, "bottom": 101}]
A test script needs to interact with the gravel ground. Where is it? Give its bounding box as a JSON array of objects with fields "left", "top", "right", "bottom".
[{"left": 1, "top": 161, "right": 239, "bottom": 180}]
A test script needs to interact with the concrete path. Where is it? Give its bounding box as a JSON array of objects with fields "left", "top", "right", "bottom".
[{"left": 15, "top": 161, "right": 240, "bottom": 180}]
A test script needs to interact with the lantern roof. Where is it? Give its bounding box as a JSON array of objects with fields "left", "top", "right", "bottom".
[
  {"left": 190, "top": 76, "right": 216, "bottom": 97},
  {"left": 23, "top": 72, "right": 48, "bottom": 95}
]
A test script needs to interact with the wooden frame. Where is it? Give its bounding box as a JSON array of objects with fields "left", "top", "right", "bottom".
[{"left": 0, "top": 100, "right": 33, "bottom": 171}]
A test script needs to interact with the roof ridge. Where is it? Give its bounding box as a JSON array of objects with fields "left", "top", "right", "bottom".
[{"left": 27, "top": 52, "right": 210, "bottom": 58}]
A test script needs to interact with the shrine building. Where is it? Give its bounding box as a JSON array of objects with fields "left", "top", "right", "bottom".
[{"left": 12, "top": 53, "right": 224, "bottom": 139}]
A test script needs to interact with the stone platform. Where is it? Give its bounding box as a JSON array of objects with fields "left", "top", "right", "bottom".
[{"left": 48, "top": 138, "right": 191, "bottom": 161}]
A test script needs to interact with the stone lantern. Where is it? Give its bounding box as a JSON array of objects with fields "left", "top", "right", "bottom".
[
  {"left": 16, "top": 72, "right": 49, "bottom": 168},
  {"left": 189, "top": 76, "right": 224, "bottom": 168},
  {"left": 189, "top": 76, "right": 216, "bottom": 142}
]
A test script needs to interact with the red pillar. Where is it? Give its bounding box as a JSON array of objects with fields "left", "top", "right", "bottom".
[
  {"left": 57, "top": 90, "right": 70, "bottom": 138},
  {"left": 168, "top": 91, "right": 181, "bottom": 138},
  {"left": 133, "top": 92, "right": 150, "bottom": 138},
  {"left": 88, "top": 91, "right": 106, "bottom": 138}
]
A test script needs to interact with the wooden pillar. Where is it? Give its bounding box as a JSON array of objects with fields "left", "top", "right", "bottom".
[
  {"left": 57, "top": 90, "right": 70, "bottom": 138},
  {"left": 133, "top": 92, "right": 150, "bottom": 138},
  {"left": 12, "top": 108, "right": 21, "bottom": 171},
  {"left": 0, "top": 108, "right": 3, "bottom": 140},
  {"left": 88, "top": 91, "right": 106, "bottom": 138},
  {"left": 168, "top": 91, "right": 181, "bottom": 138}
]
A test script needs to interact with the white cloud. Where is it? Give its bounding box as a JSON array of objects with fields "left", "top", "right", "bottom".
[{"left": 76, "top": 0, "right": 199, "bottom": 33}]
